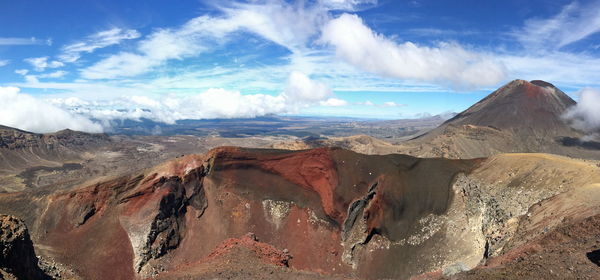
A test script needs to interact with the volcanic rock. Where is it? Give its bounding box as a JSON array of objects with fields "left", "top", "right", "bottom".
[
  {"left": 0, "top": 147, "right": 599, "bottom": 279},
  {"left": 0, "top": 214, "right": 48, "bottom": 279}
]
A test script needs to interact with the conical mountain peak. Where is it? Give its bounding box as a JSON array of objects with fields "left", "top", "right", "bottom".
[{"left": 441, "top": 79, "right": 576, "bottom": 134}]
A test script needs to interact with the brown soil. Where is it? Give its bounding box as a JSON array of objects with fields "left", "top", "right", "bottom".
[{"left": 158, "top": 233, "right": 351, "bottom": 280}]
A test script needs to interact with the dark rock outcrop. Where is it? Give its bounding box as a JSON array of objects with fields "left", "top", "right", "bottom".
[{"left": 0, "top": 214, "right": 48, "bottom": 279}]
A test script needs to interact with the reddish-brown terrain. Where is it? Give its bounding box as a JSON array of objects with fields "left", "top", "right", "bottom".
[
  {"left": 0, "top": 147, "right": 481, "bottom": 279},
  {"left": 1, "top": 146, "right": 599, "bottom": 279},
  {"left": 1, "top": 79, "right": 600, "bottom": 279}
]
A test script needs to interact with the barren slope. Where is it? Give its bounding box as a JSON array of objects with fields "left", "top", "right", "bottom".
[{"left": 0, "top": 147, "right": 598, "bottom": 279}]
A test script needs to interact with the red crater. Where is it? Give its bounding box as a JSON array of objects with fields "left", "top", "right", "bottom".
[
  {"left": 204, "top": 233, "right": 292, "bottom": 267},
  {"left": 258, "top": 148, "right": 340, "bottom": 221}
]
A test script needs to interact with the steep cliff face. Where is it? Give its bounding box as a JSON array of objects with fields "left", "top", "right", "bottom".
[{"left": 34, "top": 155, "right": 209, "bottom": 279}]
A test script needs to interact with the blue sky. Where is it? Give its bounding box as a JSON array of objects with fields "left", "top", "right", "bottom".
[{"left": 1, "top": 0, "right": 600, "bottom": 132}]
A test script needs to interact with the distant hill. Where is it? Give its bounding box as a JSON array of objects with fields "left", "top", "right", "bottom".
[{"left": 0, "top": 125, "right": 110, "bottom": 173}]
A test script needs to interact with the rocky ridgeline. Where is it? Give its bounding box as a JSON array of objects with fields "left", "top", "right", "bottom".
[{"left": 0, "top": 126, "right": 110, "bottom": 150}]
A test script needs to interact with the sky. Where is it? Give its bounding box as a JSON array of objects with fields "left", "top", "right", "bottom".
[{"left": 1, "top": 0, "right": 600, "bottom": 133}]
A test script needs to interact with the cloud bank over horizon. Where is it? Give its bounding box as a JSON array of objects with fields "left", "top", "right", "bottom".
[
  {"left": 1, "top": 72, "right": 344, "bottom": 133},
  {"left": 0, "top": 86, "right": 103, "bottom": 133}
]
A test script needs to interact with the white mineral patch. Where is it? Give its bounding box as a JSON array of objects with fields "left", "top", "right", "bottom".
[{"left": 262, "top": 199, "right": 291, "bottom": 230}]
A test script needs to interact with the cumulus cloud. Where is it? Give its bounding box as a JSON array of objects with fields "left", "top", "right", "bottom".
[
  {"left": 284, "top": 71, "right": 332, "bottom": 103},
  {"left": 320, "top": 13, "right": 506, "bottom": 88},
  {"left": 0, "top": 60, "right": 9, "bottom": 67},
  {"left": 563, "top": 88, "right": 600, "bottom": 139},
  {"left": 0, "top": 86, "right": 103, "bottom": 133},
  {"left": 515, "top": 1, "right": 600, "bottom": 50},
  {"left": 59, "top": 28, "right": 141, "bottom": 62},
  {"left": 25, "top": 56, "right": 64, "bottom": 71},
  {"left": 50, "top": 71, "right": 337, "bottom": 125}
]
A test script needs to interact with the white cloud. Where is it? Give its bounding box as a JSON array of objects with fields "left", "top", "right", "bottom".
[
  {"left": 355, "top": 100, "right": 403, "bottom": 107},
  {"left": 80, "top": 52, "right": 157, "bottom": 79},
  {"left": 0, "top": 60, "right": 9, "bottom": 67},
  {"left": 382, "top": 101, "right": 403, "bottom": 107},
  {"left": 563, "top": 88, "right": 600, "bottom": 137},
  {"left": 0, "top": 86, "right": 103, "bottom": 133},
  {"left": 49, "top": 71, "right": 335, "bottom": 124},
  {"left": 128, "top": 95, "right": 161, "bottom": 108},
  {"left": 80, "top": 0, "right": 344, "bottom": 79},
  {"left": 48, "top": 97, "right": 90, "bottom": 107},
  {"left": 284, "top": 71, "right": 332, "bottom": 103},
  {"left": 320, "top": 97, "right": 348, "bottom": 106},
  {"left": 60, "top": 28, "right": 141, "bottom": 62},
  {"left": 77, "top": 0, "right": 507, "bottom": 92},
  {"left": 24, "top": 57, "right": 64, "bottom": 71},
  {"left": 0, "top": 37, "right": 51, "bottom": 46},
  {"left": 178, "top": 88, "right": 287, "bottom": 119},
  {"left": 15, "top": 70, "right": 68, "bottom": 84},
  {"left": 39, "top": 70, "right": 68, "bottom": 79},
  {"left": 320, "top": 13, "right": 506, "bottom": 88},
  {"left": 80, "top": 19, "right": 225, "bottom": 79},
  {"left": 515, "top": 1, "right": 600, "bottom": 50},
  {"left": 14, "top": 69, "right": 28, "bottom": 75},
  {"left": 52, "top": 89, "right": 286, "bottom": 124},
  {"left": 217, "top": 1, "right": 330, "bottom": 51},
  {"left": 15, "top": 0, "right": 600, "bottom": 125},
  {"left": 24, "top": 75, "right": 39, "bottom": 84},
  {"left": 356, "top": 100, "right": 375, "bottom": 106},
  {"left": 321, "top": 0, "right": 377, "bottom": 10},
  {"left": 138, "top": 29, "right": 201, "bottom": 61}
]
